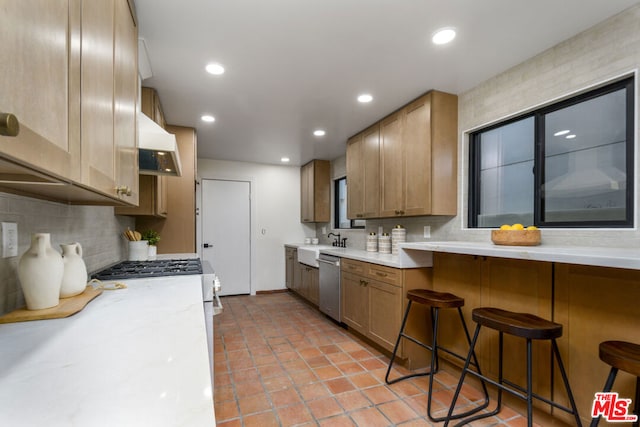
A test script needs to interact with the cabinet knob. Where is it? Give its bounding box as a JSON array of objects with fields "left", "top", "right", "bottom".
[
  {"left": 116, "top": 185, "right": 132, "bottom": 196},
  {"left": 0, "top": 113, "right": 20, "bottom": 137}
]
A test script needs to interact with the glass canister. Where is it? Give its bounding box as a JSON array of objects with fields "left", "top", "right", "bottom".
[
  {"left": 366, "top": 232, "right": 378, "bottom": 252},
  {"left": 378, "top": 233, "right": 391, "bottom": 254},
  {"left": 391, "top": 224, "right": 406, "bottom": 255}
]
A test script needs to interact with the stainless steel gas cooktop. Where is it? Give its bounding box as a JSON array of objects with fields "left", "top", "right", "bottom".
[{"left": 92, "top": 259, "right": 202, "bottom": 281}]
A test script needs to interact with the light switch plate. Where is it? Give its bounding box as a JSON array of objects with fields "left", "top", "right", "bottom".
[
  {"left": 2, "top": 222, "right": 18, "bottom": 258},
  {"left": 423, "top": 226, "right": 431, "bottom": 238}
]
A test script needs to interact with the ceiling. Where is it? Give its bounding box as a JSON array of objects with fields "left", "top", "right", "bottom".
[{"left": 134, "top": 0, "right": 638, "bottom": 166}]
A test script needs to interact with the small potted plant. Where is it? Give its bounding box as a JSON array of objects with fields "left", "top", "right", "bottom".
[{"left": 141, "top": 230, "right": 160, "bottom": 260}]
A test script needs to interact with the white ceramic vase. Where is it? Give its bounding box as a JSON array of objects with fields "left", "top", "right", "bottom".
[
  {"left": 60, "top": 242, "right": 88, "bottom": 298},
  {"left": 18, "top": 233, "right": 64, "bottom": 310},
  {"left": 148, "top": 244, "right": 157, "bottom": 260}
]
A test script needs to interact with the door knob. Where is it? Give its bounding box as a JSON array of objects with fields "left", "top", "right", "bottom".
[{"left": 203, "top": 243, "right": 212, "bottom": 248}]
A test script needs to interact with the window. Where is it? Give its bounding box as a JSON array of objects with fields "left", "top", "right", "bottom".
[
  {"left": 469, "top": 77, "right": 634, "bottom": 228},
  {"left": 334, "top": 177, "right": 365, "bottom": 229}
]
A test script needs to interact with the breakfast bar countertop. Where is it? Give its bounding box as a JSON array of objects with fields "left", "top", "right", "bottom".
[
  {"left": 0, "top": 275, "right": 214, "bottom": 427},
  {"left": 400, "top": 241, "right": 640, "bottom": 271}
]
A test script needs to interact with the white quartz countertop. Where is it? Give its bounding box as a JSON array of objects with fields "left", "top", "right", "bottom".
[
  {"left": 0, "top": 275, "right": 214, "bottom": 427},
  {"left": 285, "top": 243, "right": 432, "bottom": 268},
  {"left": 401, "top": 241, "right": 640, "bottom": 270},
  {"left": 287, "top": 241, "right": 640, "bottom": 270}
]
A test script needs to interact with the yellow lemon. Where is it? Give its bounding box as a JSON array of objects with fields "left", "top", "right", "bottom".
[
  {"left": 511, "top": 223, "right": 525, "bottom": 230},
  {"left": 526, "top": 226, "right": 538, "bottom": 230},
  {"left": 499, "top": 224, "right": 512, "bottom": 230}
]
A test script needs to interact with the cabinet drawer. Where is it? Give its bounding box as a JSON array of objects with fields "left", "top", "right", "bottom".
[
  {"left": 367, "top": 264, "right": 401, "bottom": 286},
  {"left": 341, "top": 258, "right": 366, "bottom": 275}
]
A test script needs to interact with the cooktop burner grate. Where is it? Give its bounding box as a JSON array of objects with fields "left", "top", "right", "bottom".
[{"left": 92, "top": 259, "right": 203, "bottom": 280}]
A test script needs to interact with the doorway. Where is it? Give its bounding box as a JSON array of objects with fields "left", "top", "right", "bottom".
[{"left": 201, "top": 179, "right": 251, "bottom": 296}]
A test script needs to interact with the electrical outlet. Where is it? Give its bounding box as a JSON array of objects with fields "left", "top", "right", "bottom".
[
  {"left": 378, "top": 226, "right": 383, "bottom": 236},
  {"left": 423, "top": 225, "right": 431, "bottom": 238},
  {"left": 2, "top": 222, "right": 18, "bottom": 258},
  {"left": 321, "top": 226, "right": 326, "bottom": 234}
]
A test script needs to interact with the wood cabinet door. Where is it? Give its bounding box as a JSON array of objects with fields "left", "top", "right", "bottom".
[
  {"left": 368, "top": 279, "right": 402, "bottom": 352},
  {"left": 300, "top": 162, "right": 313, "bottom": 222},
  {"left": 362, "top": 124, "right": 381, "bottom": 218},
  {"left": 341, "top": 272, "right": 368, "bottom": 335},
  {"left": 0, "top": 0, "right": 81, "bottom": 180},
  {"left": 308, "top": 267, "right": 319, "bottom": 305},
  {"left": 379, "top": 111, "right": 404, "bottom": 217},
  {"left": 285, "top": 248, "right": 296, "bottom": 289},
  {"left": 80, "top": 0, "right": 116, "bottom": 196},
  {"left": 293, "top": 261, "right": 304, "bottom": 294},
  {"left": 346, "top": 133, "right": 364, "bottom": 219},
  {"left": 403, "top": 94, "right": 432, "bottom": 216},
  {"left": 113, "top": 0, "right": 138, "bottom": 205}
]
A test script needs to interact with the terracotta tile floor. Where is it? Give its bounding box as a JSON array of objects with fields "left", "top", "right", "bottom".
[{"left": 213, "top": 292, "right": 536, "bottom": 426}]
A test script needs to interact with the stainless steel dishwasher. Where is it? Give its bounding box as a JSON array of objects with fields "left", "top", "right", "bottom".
[{"left": 318, "top": 253, "right": 341, "bottom": 322}]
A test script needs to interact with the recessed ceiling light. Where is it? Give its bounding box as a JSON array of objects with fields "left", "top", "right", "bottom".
[
  {"left": 313, "top": 130, "right": 326, "bottom": 137},
  {"left": 554, "top": 130, "right": 571, "bottom": 136},
  {"left": 281, "top": 157, "right": 290, "bottom": 163},
  {"left": 432, "top": 27, "right": 456, "bottom": 45},
  {"left": 357, "top": 94, "right": 373, "bottom": 103},
  {"left": 205, "top": 63, "right": 225, "bottom": 75},
  {"left": 201, "top": 115, "right": 215, "bottom": 122},
  {"left": 566, "top": 134, "right": 577, "bottom": 139}
]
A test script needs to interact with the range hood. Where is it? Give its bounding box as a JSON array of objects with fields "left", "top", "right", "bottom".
[{"left": 138, "top": 112, "right": 182, "bottom": 177}]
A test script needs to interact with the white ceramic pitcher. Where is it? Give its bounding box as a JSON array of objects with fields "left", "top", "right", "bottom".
[
  {"left": 18, "top": 233, "right": 63, "bottom": 310},
  {"left": 60, "top": 242, "right": 88, "bottom": 298}
]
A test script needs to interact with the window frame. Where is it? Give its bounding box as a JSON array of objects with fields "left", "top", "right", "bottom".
[
  {"left": 468, "top": 76, "right": 635, "bottom": 229},
  {"left": 333, "top": 177, "right": 365, "bottom": 230}
]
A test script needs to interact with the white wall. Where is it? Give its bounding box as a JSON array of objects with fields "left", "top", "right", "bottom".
[
  {"left": 197, "top": 159, "right": 314, "bottom": 293},
  {"left": 318, "top": 4, "right": 640, "bottom": 250}
]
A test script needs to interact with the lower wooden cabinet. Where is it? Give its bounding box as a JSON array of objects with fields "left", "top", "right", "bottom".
[
  {"left": 341, "top": 271, "right": 369, "bottom": 335},
  {"left": 301, "top": 265, "right": 319, "bottom": 305},
  {"left": 285, "top": 247, "right": 296, "bottom": 289},
  {"left": 284, "top": 250, "right": 319, "bottom": 306},
  {"left": 341, "top": 258, "right": 432, "bottom": 364}
]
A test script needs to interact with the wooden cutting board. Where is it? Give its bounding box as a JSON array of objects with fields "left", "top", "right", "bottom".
[{"left": 0, "top": 286, "right": 103, "bottom": 324}]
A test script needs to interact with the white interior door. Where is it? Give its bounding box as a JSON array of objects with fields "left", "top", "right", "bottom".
[{"left": 202, "top": 179, "right": 251, "bottom": 296}]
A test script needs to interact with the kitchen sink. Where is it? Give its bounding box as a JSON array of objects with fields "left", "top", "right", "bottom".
[{"left": 297, "top": 245, "right": 333, "bottom": 267}]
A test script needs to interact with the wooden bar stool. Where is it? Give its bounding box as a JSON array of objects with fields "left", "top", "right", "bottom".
[
  {"left": 443, "top": 307, "right": 582, "bottom": 427},
  {"left": 385, "top": 289, "right": 489, "bottom": 422},
  {"left": 590, "top": 341, "right": 640, "bottom": 427}
]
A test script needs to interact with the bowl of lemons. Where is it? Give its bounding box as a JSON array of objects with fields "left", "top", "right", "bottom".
[{"left": 491, "top": 224, "right": 541, "bottom": 246}]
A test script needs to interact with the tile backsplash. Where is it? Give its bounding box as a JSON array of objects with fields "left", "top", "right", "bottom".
[{"left": 0, "top": 192, "right": 134, "bottom": 315}]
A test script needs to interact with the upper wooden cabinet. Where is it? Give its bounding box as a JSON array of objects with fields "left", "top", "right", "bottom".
[
  {"left": 381, "top": 91, "right": 458, "bottom": 217},
  {"left": 140, "top": 87, "right": 166, "bottom": 129},
  {"left": 0, "top": 0, "right": 138, "bottom": 205},
  {"left": 0, "top": 0, "right": 80, "bottom": 181},
  {"left": 114, "top": 174, "right": 167, "bottom": 217},
  {"left": 347, "top": 90, "right": 458, "bottom": 219},
  {"left": 346, "top": 124, "right": 380, "bottom": 219},
  {"left": 300, "top": 159, "right": 330, "bottom": 223},
  {"left": 115, "top": 87, "right": 169, "bottom": 218}
]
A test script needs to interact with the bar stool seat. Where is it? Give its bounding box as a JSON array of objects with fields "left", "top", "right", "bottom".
[
  {"left": 385, "top": 288, "right": 489, "bottom": 422},
  {"left": 444, "top": 307, "right": 582, "bottom": 427},
  {"left": 590, "top": 341, "right": 640, "bottom": 427},
  {"left": 599, "top": 341, "right": 640, "bottom": 377},
  {"left": 407, "top": 288, "right": 464, "bottom": 308},
  {"left": 472, "top": 307, "right": 563, "bottom": 340}
]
